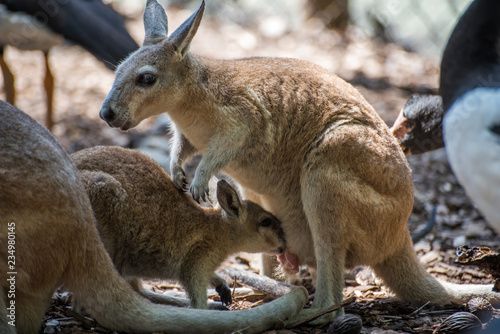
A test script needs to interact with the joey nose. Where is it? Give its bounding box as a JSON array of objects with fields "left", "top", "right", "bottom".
[{"left": 100, "top": 106, "right": 116, "bottom": 123}]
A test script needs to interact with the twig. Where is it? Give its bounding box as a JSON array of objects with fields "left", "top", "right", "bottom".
[
  {"left": 408, "top": 301, "right": 430, "bottom": 316},
  {"left": 222, "top": 267, "right": 295, "bottom": 298},
  {"left": 232, "top": 275, "right": 237, "bottom": 299},
  {"left": 288, "top": 296, "right": 356, "bottom": 328}
]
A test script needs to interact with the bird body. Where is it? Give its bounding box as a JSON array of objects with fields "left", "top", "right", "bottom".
[
  {"left": 441, "top": 0, "right": 500, "bottom": 233},
  {"left": 443, "top": 87, "right": 500, "bottom": 233},
  {"left": 390, "top": 0, "right": 500, "bottom": 234}
]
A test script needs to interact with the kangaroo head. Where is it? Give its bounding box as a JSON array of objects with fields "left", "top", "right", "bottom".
[
  {"left": 216, "top": 180, "right": 287, "bottom": 255},
  {"left": 100, "top": 0, "right": 205, "bottom": 130}
]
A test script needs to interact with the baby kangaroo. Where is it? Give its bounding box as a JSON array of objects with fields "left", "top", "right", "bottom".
[
  {"left": 71, "top": 145, "right": 286, "bottom": 309},
  {"left": 0, "top": 100, "right": 308, "bottom": 334},
  {"left": 100, "top": 0, "right": 500, "bottom": 326}
]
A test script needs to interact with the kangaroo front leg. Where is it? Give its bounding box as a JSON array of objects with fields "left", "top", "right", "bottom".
[
  {"left": 181, "top": 273, "right": 211, "bottom": 309},
  {"left": 170, "top": 128, "right": 198, "bottom": 190},
  {"left": 190, "top": 133, "right": 240, "bottom": 202}
]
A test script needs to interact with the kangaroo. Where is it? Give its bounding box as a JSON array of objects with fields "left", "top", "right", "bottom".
[
  {"left": 99, "top": 0, "right": 500, "bottom": 325},
  {"left": 71, "top": 145, "right": 286, "bottom": 309},
  {"left": 0, "top": 101, "right": 308, "bottom": 334}
]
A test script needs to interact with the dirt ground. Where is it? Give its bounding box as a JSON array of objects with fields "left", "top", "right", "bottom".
[{"left": 3, "top": 4, "right": 499, "bottom": 334}]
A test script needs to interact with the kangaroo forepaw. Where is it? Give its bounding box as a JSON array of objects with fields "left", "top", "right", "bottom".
[
  {"left": 171, "top": 165, "right": 188, "bottom": 191},
  {"left": 190, "top": 178, "right": 209, "bottom": 203},
  {"left": 215, "top": 284, "right": 233, "bottom": 305}
]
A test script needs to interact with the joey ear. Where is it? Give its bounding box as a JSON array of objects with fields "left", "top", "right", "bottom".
[
  {"left": 167, "top": 0, "right": 205, "bottom": 59},
  {"left": 207, "top": 175, "right": 220, "bottom": 208},
  {"left": 217, "top": 180, "right": 242, "bottom": 218},
  {"left": 143, "top": 0, "right": 169, "bottom": 46}
]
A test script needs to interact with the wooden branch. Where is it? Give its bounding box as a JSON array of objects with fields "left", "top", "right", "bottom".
[{"left": 221, "top": 267, "right": 295, "bottom": 298}]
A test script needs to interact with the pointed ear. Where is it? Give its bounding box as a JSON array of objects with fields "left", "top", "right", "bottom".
[
  {"left": 143, "top": 0, "right": 169, "bottom": 46},
  {"left": 167, "top": 0, "right": 205, "bottom": 59},
  {"left": 217, "top": 180, "right": 242, "bottom": 218},
  {"left": 207, "top": 175, "right": 220, "bottom": 208}
]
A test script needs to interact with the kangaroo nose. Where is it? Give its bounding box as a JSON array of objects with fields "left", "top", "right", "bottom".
[{"left": 100, "top": 106, "right": 116, "bottom": 122}]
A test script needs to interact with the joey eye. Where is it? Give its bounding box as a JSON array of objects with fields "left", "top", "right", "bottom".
[
  {"left": 137, "top": 73, "right": 156, "bottom": 87},
  {"left": 260, "top": 218, "right": 273, "bottom": 227}
]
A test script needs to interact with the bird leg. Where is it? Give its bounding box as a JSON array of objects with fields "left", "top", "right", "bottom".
[
  {"left": 43, "top": 50, "right": 54, "bottom": 131},
  {"left": 0, "top": 48, "right": 15, "bottom": 105}
]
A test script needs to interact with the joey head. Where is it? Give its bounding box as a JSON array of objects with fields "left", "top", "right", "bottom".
[{"left": 71, "top": 145, "right": 286, "bottom": 309}]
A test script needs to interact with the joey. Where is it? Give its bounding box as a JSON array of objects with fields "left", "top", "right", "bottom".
[{"left": 71, "top": 145, "right": 286, "bottom": 309}]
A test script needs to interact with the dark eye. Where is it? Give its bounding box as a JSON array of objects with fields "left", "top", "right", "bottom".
[
  {"left": 260, "top": 218, "right": 273, "bottom": 227},
  {"left": 137, "top": 73, "right": 156, "bottom": 86}
]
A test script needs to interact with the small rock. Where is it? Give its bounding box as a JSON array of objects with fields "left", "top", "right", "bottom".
[
  {"left": 467, "top": 297, "right": 494, "bottom": 323},
  {"left": 43, "top": 320, "right": 58, "bottom": 334},
  {"left": 327, "top": 313, "right": 362, "bottom": 334},
  {"left": 433, "top": 312, "right": 482, "bottom": 334}
]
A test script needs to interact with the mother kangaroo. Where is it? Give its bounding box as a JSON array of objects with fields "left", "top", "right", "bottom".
[{"left": 100, "top": 0, "right": 500, "bottom": 324}]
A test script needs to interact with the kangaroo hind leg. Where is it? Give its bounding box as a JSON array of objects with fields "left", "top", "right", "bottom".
[
  {"left": 287, "top": 167, "right": 349, "bottom": 326},
  {"left": 372, "top": 233, "right": 451, "bottom": 305}
]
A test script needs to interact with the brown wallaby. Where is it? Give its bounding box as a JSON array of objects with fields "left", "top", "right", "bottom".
[
  {"left": 0, "top": 101, "right": 308, "bottom": 334},
  {"left": 71, "top": 145, "right": 286, "bottom": 309},
  {"left": 99, "top": 0, "right": 500, "bottom": 325}
]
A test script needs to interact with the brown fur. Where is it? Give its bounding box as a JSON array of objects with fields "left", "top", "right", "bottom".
[
  {"left": 99, "top": 0, "right": 500, "bottom": 325},
  {"left": 0, "top": 101, "right": 308, "bottom": 334},
  {"left": 71, "top": 145, "right": 286, "bottom": 309}
]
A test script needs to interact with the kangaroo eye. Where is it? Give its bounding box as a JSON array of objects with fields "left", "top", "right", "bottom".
[
  {"left": 260, "top": 218, "right": 273, "bottom": 227},
  {"left": 137, "top": 73, "right": 156, "bottom": 86}
]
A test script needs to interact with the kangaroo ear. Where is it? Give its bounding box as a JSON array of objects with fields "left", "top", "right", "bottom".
[
  {"left": 143, "top": 0, "right": 169, "bottom": 46},
  {"left": 167, "top": 0, "right": 205, "bottom": 59},
  {"left": 207, "top": 175, "right": 220, "bottom": 208},
  {"left": 217, "top": 179, "right": 242, "bottom": 218}
]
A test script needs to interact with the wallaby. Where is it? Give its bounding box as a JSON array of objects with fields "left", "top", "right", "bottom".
[
  {"left": 0, "top": 101, "right": 308, "bottom": 334},
  {"left": 99, "top": 0, "right": 500, "bottom": 325},
  {"left": 71, "top": 145, "right": 286, "bottom": 309}
]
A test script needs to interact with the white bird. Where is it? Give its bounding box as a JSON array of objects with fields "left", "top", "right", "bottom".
[
  {"left": 441, "top": 0, "right": 500, "bottom": 234},
  {"left": 391, "top": 0, "right": 500, "bottom": 234}
]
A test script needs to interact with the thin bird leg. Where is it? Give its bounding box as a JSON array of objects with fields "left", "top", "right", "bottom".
[
  {"left": 0, "top": 47, "right": 15, "bottom": 105},
  {"left": 43, "top": 50, "right": 55, "bottom": 131}
]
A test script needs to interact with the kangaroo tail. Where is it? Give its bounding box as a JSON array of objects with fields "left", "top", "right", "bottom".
[{"left": 372, "top": 233, "right": 500, "bottom": 307}]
